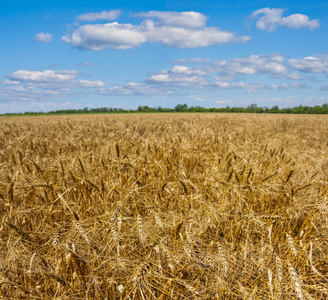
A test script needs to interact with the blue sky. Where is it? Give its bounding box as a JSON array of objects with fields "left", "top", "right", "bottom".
[{"left": 1, "top": 0, "right": 327, "bottom": 113}]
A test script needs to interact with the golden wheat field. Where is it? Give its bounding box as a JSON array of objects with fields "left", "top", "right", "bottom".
[{"left": 0, "top": 113, "right": 328, "bottom": 299}]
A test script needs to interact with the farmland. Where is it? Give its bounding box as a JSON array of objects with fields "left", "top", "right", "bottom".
[{"left": 0, "top": 113, "right": 328, "bottom": 299}]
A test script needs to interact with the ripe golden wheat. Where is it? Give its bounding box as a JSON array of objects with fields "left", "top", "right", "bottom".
[{"left": 0, "top": 113, "right": 328, "bottom": 299}]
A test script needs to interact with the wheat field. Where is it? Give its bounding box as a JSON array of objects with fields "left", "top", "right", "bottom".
[{"left": 0, "top": 113, "right": 328, "bottom": 299}]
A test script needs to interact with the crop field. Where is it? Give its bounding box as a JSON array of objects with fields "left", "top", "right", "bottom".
[{"left": 0, "top": 113, "right": 328, "bottom": 299}]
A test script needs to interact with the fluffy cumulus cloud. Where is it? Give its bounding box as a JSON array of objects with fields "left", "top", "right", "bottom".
[
  {"left": 134, "top": 11, "right": 207, "bottom": 28},
  {"left": 144, "top": 20, "right": 249, "bottom": 48},
  {"left": 62, "top": 11, "right": 251, "bottom": 50},
  {"left": 251, "top": 8, "right": 319, "bottom": 31},
  {"left": 34, "top": 32, "right": 53, "bottom": 43},
  {"left": 1, "top": 69, "right": 105, "bottom": 101},
  {"left": 8, "top": 70, "right": 78, "bottom": 84},
  {"left": 62, "top": 23, "right": 147, "bottom": 50},
  {"left": 77, "top": 9, "right": 122, "bottom": 21}
]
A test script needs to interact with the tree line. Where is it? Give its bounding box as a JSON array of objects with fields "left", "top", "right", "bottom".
[{"left": 3, "top": 103, "right": 328, "bottom": 116}]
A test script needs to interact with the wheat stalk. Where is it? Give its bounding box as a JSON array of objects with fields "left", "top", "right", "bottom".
[
  {"left": 137, "top": 214, "right": 146, "bottom": 245},
  {"left": 53, "top": 227, "right": 62, "bottom": 248},
  {"left": 286, "top": 233, "right": 297, "bottom": 257},
  {"left": 288, "top": 261, "right": 303, "bottom": 299}
]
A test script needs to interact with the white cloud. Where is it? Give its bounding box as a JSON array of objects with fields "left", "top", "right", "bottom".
[
  {"left": 3, "top": 79, "right": 20, "bottom": 85},
  {"left": 77, "top": 10, "right": 122, "bottom": 21},
  {"left": 0, "top": 85, "right": 61, "bottom": 102},
  {"left": 144, "top": 20, "right": 249, "bottom": 48},
  {"left": 215, "top": 100, "right": 232, "bottom": 105},
  {"left": 251, "top": 8, "right": 319, "bottom": 31},
  {"left": 80, "top": 80, "right": 105, "bottom": 88},
  {"left": 99, "top": 82, "right": 174, "bottom": 96},
  {"left": 171, "top": 58, "right": 210, "bottom": 64},
  {"left": 143, "top": 61, "right": 270, "bottom": 92},
  {"left": 147, "top": 74, "right": 207, "bottom": 87},
  {"left": 0, "top": 69, "right": 105, "bottom": 102},
  {"left": 146, "top": 65, "right": 208, "bottom": 87},
  {"left": 9, "top": 70, "right": 78, "bottom": 83},
  {"left": 269, "top": 82, "right": 310, "bottom": 90},
  {"left": 114, "top": 53, "right": 321, "bottom": 95},
  {"left": 280, "top": 14, "right": 319, "bottom": 30},
  {"left": 211, "top": 81, "right": 230, "bottom": 88},
  {"left": 210, "top": 54, "right": 287, "bottom": 76},
  {"left": 62, "top": 11, "right": 251, "bottom": 50},
  {"left": 212, "top": 80, "right": 264, "bottom": 93},
  {"left": 289, "top": 83, "right": 310, "bottom": 89},
  {"left": 34, "top": 32, "right": 53, "bottom": 43},
  {"left": 170, "top": 65, "right": 207, "bottom": 76},
  {"left": 269, "top": 83, "right": 290, "bottom": 90},
  {"left": 286, "top": 73, "right": 307, "bottom": 80},
  {"left": 134, "top": 11, "right": 207, "bottom": 28},
  {"left": 62, "top": 23, "right": 147, "bottom": 50},
  {"left": 96, "top": 52, "right": 328, "bottom": 98},
  {"left": 251, "top": 8, "right": 284, "bottom": 31},
  {"left": 288, "top": 54, "right": 328, "bottom": 73}
]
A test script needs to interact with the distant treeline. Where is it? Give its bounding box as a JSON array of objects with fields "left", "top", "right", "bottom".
[{"left": 3, "top": 103, "right": 328, "bottom": 115}]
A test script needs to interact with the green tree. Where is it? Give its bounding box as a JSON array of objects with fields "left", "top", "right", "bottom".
[{"left": 247, "top": 104, "right": 258, "bottom": 113}]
